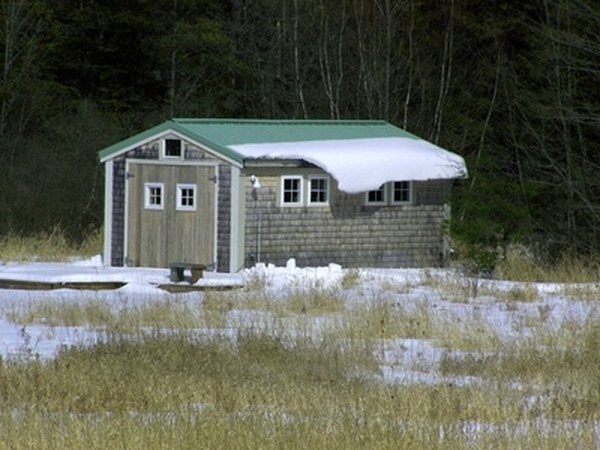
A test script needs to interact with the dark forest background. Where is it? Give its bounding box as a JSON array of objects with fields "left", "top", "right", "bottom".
[{"left": 0, "top": 0, "right": 598, "bottom": 268}]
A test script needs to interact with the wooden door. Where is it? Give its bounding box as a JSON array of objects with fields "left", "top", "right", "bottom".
[{"left": 126, "top": 162, "right": 216, "bottom": 268}]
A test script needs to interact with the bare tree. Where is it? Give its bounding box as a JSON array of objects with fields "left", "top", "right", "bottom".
[
  {"left": 292, "top": 0, "right": 308, "bottom": 118},
  {"left": 431, "top": 0, "right": 455, "bottom": 143},
  {"left": 402, "top": 0, "right": 416, "bottom": 128},
  {"left": 316, "top": 0, "right": 347, "bottom": 119},
  {"left": 0, "top": 0, "right": 43, "bottom": 137}
]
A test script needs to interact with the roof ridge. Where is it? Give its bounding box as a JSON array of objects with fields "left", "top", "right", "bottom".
[
  {"left": 99, "top": 118, "right": 418, "bottom": 163},
  {"left": 172, "top": 118, "right": 390, "bottom": 125}
]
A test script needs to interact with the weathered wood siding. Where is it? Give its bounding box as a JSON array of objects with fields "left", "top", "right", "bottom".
[
  {"left": 125, "top": 163, "right": 216, "bottom": 267},
  {"left": 243, "top": 170, "right": 451, "bottom": 268},
  {"left": 108, "top": 141, "right": 231, "bottom": 269}
]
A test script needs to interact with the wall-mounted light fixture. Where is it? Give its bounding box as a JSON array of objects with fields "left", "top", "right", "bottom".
[{"left": 250, "top": 174, "right": 261, "bottom": 189}]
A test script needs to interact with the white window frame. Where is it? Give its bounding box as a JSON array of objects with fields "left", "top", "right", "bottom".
[
  {"left": 280, "top": 175, "right": 303, "bottom": 207},
  {"left": 391, "top": 181, "right": 412, "bottom": 205},
  {"left": 176, "top": 183, "right": 197, "bottom": 211},
  {"left": 161, "top": 138, "right": 183, "bottom": 159},
  {"left": 308, "top": 175, "right": 329, "bottom": 206},
  {"left": 365, "top": 185, "right": 386, "bottom": 205},
  {"left": 144, "top": 182, "right": 164, "bottom": 210}
]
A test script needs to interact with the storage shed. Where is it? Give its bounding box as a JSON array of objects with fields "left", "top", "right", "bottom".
[{"left": 98, "top": 119, "right": 467, "bottom": 272}]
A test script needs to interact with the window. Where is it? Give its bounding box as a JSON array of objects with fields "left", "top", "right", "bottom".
[
  {"left": 392, "top": 181, "right": 411, "bottom": 204},
  {"left": 164, "top": 139, "right": 182, "bottom": 158},
  {"left": 144, "top": 183, "right": 164, "bottom": 210},
  {"left": 309, "top": 176, "right": 329, "bottom": 205},
  {"left": 365, "top": 181, "right": 412, "bottom": 205},
  {"left": 281, "top": 176, "right": 303, "bottom": 206},
  {"left": 176, "top": 184, "right": 197, "bottom": 211},
  {"left": 366, "top": 185, "right": 386, "bottom": 204}
]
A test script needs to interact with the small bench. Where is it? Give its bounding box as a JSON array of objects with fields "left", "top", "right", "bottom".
[{"left": 169, "top": 263, "right": 207, "bottom": 284}]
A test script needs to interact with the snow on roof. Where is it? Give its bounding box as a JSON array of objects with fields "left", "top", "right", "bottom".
[
  {"left": 98, "top": 119, "right": 468, "bottom": 192},
  {"left": 231, "top": 137, "right": 467, "bottom": 193}
]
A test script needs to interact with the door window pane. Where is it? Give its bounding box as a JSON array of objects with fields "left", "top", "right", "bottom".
[
  {"left": 177, "top": 184, "right": 197, "bottom": 211},
  {"left": 144, "top": 183, "right": 164, "bottom": 210}
]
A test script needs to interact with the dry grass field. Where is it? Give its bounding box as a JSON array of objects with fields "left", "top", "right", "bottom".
[{"left": 0, "top": 233, "right": 599, "bottom": 448}]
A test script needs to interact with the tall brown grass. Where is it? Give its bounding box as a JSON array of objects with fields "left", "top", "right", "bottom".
[
  {"left": 2, "top": 236, "right": 600, "bottom": 447},
  {"left": 0, "top": 226, "right": 103, "bottom": 262},
  {"left": 494, "top": 245, "right": 600, "bottom": 283},
  {"left": 1, "top": 328, "right": 597, "bottom": 449}
]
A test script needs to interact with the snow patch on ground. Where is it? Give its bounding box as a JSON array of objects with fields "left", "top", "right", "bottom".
[{"left": 0, "top": 257, "right": 598, "bottom": 389}]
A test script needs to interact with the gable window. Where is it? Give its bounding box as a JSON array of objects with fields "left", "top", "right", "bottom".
[
  {"left": 164, "top": 139, "right": 182, "bottom": 158},
  {"left": 309, "top": 176, "right": 329, "bottom": 205},
  {"left": 176, "top": 184, "right": 197, "bottom": 211},
  {"left": 392, "top": 181, "right": 411, "bottom": 204},
  {"left": 144, "top": 183, "right": 164, "bottom": 210},
  {"left": 366, "top": 185, "right": 386, "bottom": 204},
  {"left": 281, "top": 176, "right": 303, "bottom": 206}
]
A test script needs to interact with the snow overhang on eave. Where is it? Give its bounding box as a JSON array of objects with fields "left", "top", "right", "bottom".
[
  {"left": 243, "top": 158, "right": 314, "bottom": 168},
  {"left": 233, "top": 137, "right": 468, "bottom": 193}
]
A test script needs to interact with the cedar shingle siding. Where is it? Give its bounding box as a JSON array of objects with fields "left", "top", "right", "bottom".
[
  {"left": 216, "top": 164, "right": 231, "bottom": 272},
  {"left": 243, "top": 174, "right": 451, "bottom": 268}
]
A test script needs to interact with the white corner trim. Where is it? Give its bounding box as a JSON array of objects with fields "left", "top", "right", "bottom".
[
  {"left": 123, "top": 160, "right": 131, "bottom": 267},
  {"left": 213, "top": 165, "right": 219, "bottom": 271},
  {"left": 102, "top": 160, "right": 113, "bottom": 266}
]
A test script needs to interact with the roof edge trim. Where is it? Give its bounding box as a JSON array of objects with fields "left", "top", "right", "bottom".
[{"left": 98, "top": 120, "right": 245, "bottom": 165}]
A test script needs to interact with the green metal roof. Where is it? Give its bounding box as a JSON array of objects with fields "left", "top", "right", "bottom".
[{"left": 98, "top": 118, "right": 422, "bottom": 163}]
